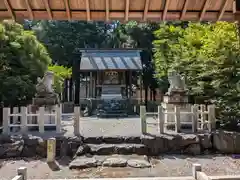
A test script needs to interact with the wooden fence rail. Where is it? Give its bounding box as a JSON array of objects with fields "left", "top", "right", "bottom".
[
  {"left": 1, "top": 104, "right": 216, "bottom": 136},
  {"left": 140, "top": 104, "right": 216, "bottom": 134},
  {"left": 1, "top": 105, "right": 80, "bottom": 136}
]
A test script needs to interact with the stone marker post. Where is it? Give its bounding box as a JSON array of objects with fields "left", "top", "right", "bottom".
[{"left": 47, "top": 138, "right": 56, "bottom": 163}]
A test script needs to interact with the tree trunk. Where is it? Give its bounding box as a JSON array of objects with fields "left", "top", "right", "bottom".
[{"left": 144, "top": 85, "right": 148, "bottom": 106}]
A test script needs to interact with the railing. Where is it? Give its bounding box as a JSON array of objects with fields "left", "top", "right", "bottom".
[
  {"left": 1, "top": 105, "right": 81, "bottom": 136},
  {"left": 1, "top": 104, "right": 215, "bottom": 136},
  {"left": 140, "top": 104, "right": 216, "bottom": 134}
]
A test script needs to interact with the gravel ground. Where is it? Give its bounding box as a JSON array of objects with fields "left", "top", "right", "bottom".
[{"left": 1, "top": 155, "right": 240, "bottom": 180}]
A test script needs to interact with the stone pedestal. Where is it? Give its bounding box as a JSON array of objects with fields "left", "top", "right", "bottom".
[{"left": 162, "top": 91, "right": 192, "bottom": 130}]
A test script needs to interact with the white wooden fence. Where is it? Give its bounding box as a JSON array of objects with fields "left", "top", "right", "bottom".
[
  {"left": 0, "top": 104, "right": 215, "bottom": 135},
  {"left": 1, "top": 105, "right": 80, "bottom": 135},
  {"left": 140, "top": 104, "right": 216, "bottom": 134}
]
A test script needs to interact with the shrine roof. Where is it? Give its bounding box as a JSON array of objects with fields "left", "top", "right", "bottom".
[
  {"left": 0, "top": 0, "right": 237, "bottom": 22},
  {"left": 79, "top": 49, "right": 142, "bottom": 71}
]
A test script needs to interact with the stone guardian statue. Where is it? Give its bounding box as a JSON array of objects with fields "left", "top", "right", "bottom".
[{"left": 167, "top": 70, "right": 187, "bottom": 94}]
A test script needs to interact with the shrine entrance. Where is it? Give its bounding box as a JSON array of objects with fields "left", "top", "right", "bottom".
[{"left": 77, "top": 49, "right": 142, "bottom": 118}]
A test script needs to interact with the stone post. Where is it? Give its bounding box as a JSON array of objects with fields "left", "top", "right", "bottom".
[
  {"left": 208, "top": 105, "right": 216, "bottom": 132},
  {"left": 47, "top": 138, "right": 56, "bottom": 163},
  {"left": 191, "top": 105, "right": 198, "bottom": 133},
  {"left": 21, "top": 106, "right": 28, "bottom": 134},
  {"left": 140, "top": 105, "right": 147, "bottom": 134},
  {"left": 17, "top": 167, "right": 27, "bottom": 180},
  {"left": 38, "top": 107, "right": 45, "bottom": 133},
  {"left": 27, "top": 105, "right": 33, "bottom": 124},
  {"left": 200, "top": 104, "right": 206, "bottom": 129},
  {"left": 158, "top": 105, "right": 164, "bottom": 134},
  {"left": 192, "top": 163, "right": 201, "bottom": 179},
  {"left": 74, "top": 106, "right": 80, "bottom": 136},
  {"left": 3, "top": 107, "right": 10, "bottom": 135},
  {"left": 13, "top": 107, "right": 19, "bottom": 125},
  {"left": 174, "top": 105, "right": 180, "bottom": 133}
]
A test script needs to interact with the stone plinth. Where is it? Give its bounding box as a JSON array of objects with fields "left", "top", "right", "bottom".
[
  {"left": 32, "top": 96, "right": 59, "bottom": 107},
  {"left": 163, "top": 93, "right": 188, "bottom": 104},
  {"left": 163, "top": 90, "right": 192, "bottom": 129}
]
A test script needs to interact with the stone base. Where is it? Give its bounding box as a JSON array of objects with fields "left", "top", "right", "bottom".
[
  {"left": 33, "top": 97, "right": 58, "bottom": 106},
  {"left": 62, "top": 102, "right": 74, "bottom": 113},
  {"left": 163, "top": 94, "right": 188, "bottom": 104}
]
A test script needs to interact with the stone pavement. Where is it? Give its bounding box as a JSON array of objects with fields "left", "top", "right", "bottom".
[
  {"left": 1, "top": 155, "right": 240, "bottom": 179},
  {"left": 62, "top": 116, "right": 190, "bottom": 137}
]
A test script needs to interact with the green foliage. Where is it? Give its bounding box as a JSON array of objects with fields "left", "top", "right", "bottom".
[
  {"left": 0, "top": 20, "right": 51, "bottom": 106},
  {"left": 32, "top": 21, "right": 115, "bottom": 66},
  {"left": 154, "top": 22, "right": 240, "bottom": 122},
  {"left": 48, "top": 65, "right": 72, "bottom": 94}
]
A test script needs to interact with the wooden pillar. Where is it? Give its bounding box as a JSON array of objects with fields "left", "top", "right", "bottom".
[
  {"left": 125, "top": 71, "right": 128, "bottom": 98},
  {"left": 129, "top": 71, "right": 132, "bottom": 99},
  {"left": 73, "top": 51, "right": 81, "bottom": 106},
  {"left": 140, "top": 75, "right": 143, "bottom": 103},
  {"left": 90, "top": 72, "right": 93, "bottom": 98},
  {"left": 63, "top": 79, "right": 68, "bottom": 102},
  {"left": 69, "top": 77, "right": 73, "bottom": 101}
]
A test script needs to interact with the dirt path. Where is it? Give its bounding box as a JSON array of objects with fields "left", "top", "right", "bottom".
[{"left": 1, "top": 155, "right": 240, "bottom": 180}]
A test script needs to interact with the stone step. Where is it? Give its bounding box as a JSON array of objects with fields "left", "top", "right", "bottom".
[
  {"left": 83, "top": 136, "right": 142, "bottom": 144},
  {"left": 69, "top": 155, "right": 151, "bottom": 169},
  {"left": 75, "top": 143, "right": 148, "bottom": 156}
]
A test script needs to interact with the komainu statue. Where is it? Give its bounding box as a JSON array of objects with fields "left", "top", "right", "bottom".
[
  {"left": 34, "top": 71, "right": 59, "bottom": 105},
  {"left": 36, "top": 71, "right": 55, "bottom": 96},
  {"left": 167, "top": 70, "right": 187, "bottom": 93}
]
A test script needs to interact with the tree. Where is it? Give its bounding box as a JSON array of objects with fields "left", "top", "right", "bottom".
[
  {"left": 32, "top": 21, "right": 115, "bottom": 66},
  {"left": 121, "top": 21, "right": 159, "bottom": 102},
  {"left": 0, "top": 20, "right": 51, "bottom": 106},
  {"left": 153, "top": 22, "right": 240, "bottom": 126}
]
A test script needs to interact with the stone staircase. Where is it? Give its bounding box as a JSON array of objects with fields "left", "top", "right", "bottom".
[{"left": 69, "top": 136, "right": 151, "bottom": 169}]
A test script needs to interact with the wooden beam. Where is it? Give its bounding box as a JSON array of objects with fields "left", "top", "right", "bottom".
[
  {"left": 43, "top": 0, "right": 53, "bottom": 20},
  {"left": 163, "top": 0, "right": 170, "bottom": 21},
  {"left": 24, "top": 0, "right": 33, "bottom": 20},
  {"left": 143, "top": 0, "right": 150, "bottom": 21},
  {"left": 125, "top": 0, "right": 130, "bottom": 21},
  {"left": 0, "top": 11, "right": 234, "bottom": 22},
  {"left": 218, "top": 0, "right": 229, "bottom": 21},
  {"left": 64, "top": 0, "right": 71, "bottom": 20},
  {"left": 105, "top": 0, "right": 109, "bottom": 21},
  {"left": 233, "top": 0, "right": 236, "bottom": 13},
  {"left": 181, "top": 0, "right": 189, "bottom": 20},
  {"left": 85, "top": 0, "right": 91, "bottom": 21},
  {"left": 200, "top": 0, "right": 210, "bottom": 21},
  {"left": 3, "top": 0, "right": 15, "bottom": 20}
]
